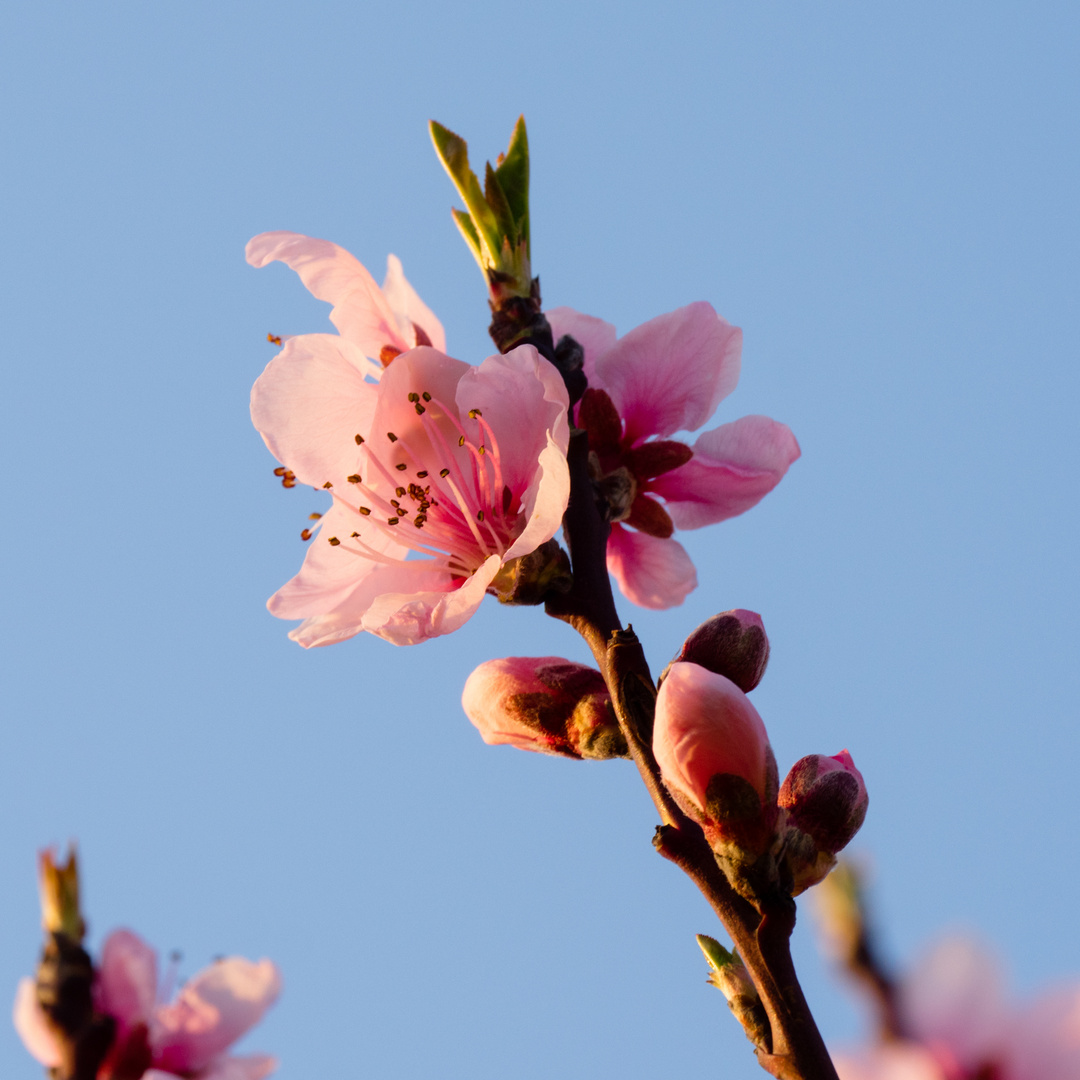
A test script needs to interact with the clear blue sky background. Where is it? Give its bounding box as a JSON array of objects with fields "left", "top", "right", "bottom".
[{"left": 2, "top": 3, "right": 1078, "bottom": 1078}]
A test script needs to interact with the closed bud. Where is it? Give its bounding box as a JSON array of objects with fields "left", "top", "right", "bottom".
[
  {"left": 663, "top": 610, "right": 770, "bottom": 693},
  {"left": 653, "top": 662, "right": 779, "bottom": 860},
  {"left": 779, "top": 750, "right": 868, "bottom": 894},
  {"left": 463, "top": 657, "right": 627, "bottom": 760}
]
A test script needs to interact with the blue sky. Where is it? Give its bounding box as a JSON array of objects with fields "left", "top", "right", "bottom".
[{"left": 2, "top": 3, "right": 1078, "bottom": 1078}]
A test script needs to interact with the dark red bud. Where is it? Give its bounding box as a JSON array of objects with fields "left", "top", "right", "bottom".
[{"left": 663, "top": 610, "right": 770, "bottom": 693}]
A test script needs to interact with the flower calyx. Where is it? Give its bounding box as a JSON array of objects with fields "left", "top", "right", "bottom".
[
  {"left": 578, "top": 387, "right": 693, "bottom": 537},
  {"left": 463, "top": 656, "right": 627, "bottom": 760},
  {"left": 487, "top": 538, "right": 572, "bottom": 606}
]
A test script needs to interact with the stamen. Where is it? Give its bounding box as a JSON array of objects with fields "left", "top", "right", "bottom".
[
  {"left": 422, "top": 392, "right": 432, "bottom": 402},
  {"left": 323, "top": 481, "right": 333, "bottom": 489},
  {"left": 408, "top": 393, "right": 420, "bottom": 402},
  {"left": 328, "top": 537, "right": 341, "bottom": 546},
  {"left": 347, "top": 474, "right": 362, "bottom": 484},
  {"left": 358, "top": 507, "right": 371, "bottom": 516},
  {"left": 309, "top": 513, "right": 322, "bottom": 520},
  {"left": 417, "top": 470, "right": 428, "bottom": 478},
  {"left": 468, "top": 408, "right": 483, "bottom": 419},
  {"left": 267, "top": 333, "right": 283, "bottom": 346},
  {"left": 273, "top": 467, "right": 286, "bottom": 477},
  {"left": 355, "top": 434, "right": 365, "bottom": 445},
  {"left": 387, "top": 432, "right": 398, "bottom": 443},
  {"left": 395, "top": 463, "right": 408, "bottom": 471},
  {"left": 301, "top": 529, "right": 313, "bottom": 541}
]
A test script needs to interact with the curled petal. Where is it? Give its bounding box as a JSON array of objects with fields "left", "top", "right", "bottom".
[
  {"left": 606, "top": 526, "right": 697, "bottom": 610},
  {"left": 504, "top": 434, "right": 571, "bottom": 561},
  {"left": 97, "top": 928, "right": 158, "bottom": 1033},
  {"left": 382, "top": 254, "right": 446, "bottom": 352},
  {"left": 250, "top": 334, "right": 380, "bottom": 490},
  {"left": 13, "top": 978, "right": 61, "bottom": 1067},
  {"left": 361, "top": 554, "right": 502, "bottom": 645},
  {"left": 245, "top": 232, "right": 412, "bottom": 357},
  {"left": 152, "top": 958, "right": 281, "bottom": 1074},
  {"left": 594, "top": 302, "right": 741, "bottom": 442},
  {"left": 545, "top": 306, "right": 617, "bottom": 386},
  {"left": 651, "top": 415, "right": 801, "bottom": 530}
]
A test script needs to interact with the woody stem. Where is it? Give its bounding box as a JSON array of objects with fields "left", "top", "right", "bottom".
[{"left": 501, "top": 301, "right": 838, "bottom": 1078}]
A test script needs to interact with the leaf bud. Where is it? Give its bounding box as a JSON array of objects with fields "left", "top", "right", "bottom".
[
  {"left": 662, "top": 609, "right": 770, "bottom": 693},
  {"left": 696, "top": 934, "right": 770, "bottom": 1050},
  {"left": 462, "top": 657, "right": 627, "bottom": 761},
  {"left": 779, "top": 751, "right": 868, "bottom": 894},
  {"left": 38, "top": 847, "right": 84, "bottom": 943},
  {"left": 652, "top": 662, "right": 779, "bottom": 860}
]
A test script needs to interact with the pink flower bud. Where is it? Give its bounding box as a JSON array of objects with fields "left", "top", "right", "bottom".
[
  {"left": 663, "top": 610, "right": 770, "bottom": 693},
  {"left": 779, "top": 750, "right": 867, "bottom": 855},
  {"left": 778, "top": 751, "right": 868, "bottom": 894},
  {"left": 462, "top": 657, "right": 626, "bottom": 760},
  {"left": 652, "top": 662, "right": 778, "bottom": 853}
]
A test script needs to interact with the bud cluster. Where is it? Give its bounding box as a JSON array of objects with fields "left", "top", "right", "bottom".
[{"left": 652, "top": 611, "right": 868, "bottom": 902}]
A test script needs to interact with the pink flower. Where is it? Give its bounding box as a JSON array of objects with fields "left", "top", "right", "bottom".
[
  {"left": 834, "top": 937, "right": 1080, "bottom": 1080},
  {"left": 652, "top": 661, "right": 779, "bottom": 854},
  {"left": 462, "top": 656, "right": 625, "bottom": 760},
  {"left": 14, "top": 928, "right": 281, "bottom": 1080},
  {"left": 547, "top": 304, "right": 800, "bottom": 609},
  {"left": 246, "top": 232, "right": 445, "bottom": 494},
  {"left": 263, "top": 344, "right": 570, "bottom": 646}
]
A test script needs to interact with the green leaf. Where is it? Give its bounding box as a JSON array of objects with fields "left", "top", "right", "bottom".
[
  {"left": 484, "top": 161, "right": 517, "bottom": 248},
  {"left": 429, "top": 120, "right": 502, "bottom": 267},
  {"left": 494, "top": 115, "right": 529, "bottom": 252},
  {"left": 451, "top": 208, "right": 483, "bottom": 269}
]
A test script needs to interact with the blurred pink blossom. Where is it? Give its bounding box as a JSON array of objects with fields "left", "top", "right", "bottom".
[
  {"left": 834, "top": 937, "right": 1080, "bottom": 1080},
  {"left": 263, "top": 345, "right": 570, "bottom": 646},
  {"left": 547, "top": 304, "right": 800, "bottom": 609},
  {"left": 14, "top": 928, "right": 281, "bottom": 1080}
]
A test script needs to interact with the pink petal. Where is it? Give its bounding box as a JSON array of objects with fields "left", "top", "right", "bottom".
[
  {"left": 650, "top": 415, "right": 800, "bottom": 529},
  {"left": 279, "top": 559, "right": 448, "bottom": 649},
  {"left": 245, "top": 232, "right": 410, "bottom": 357},
  {"left": 900, "top": 937, "right": 1007, "bottom": 1072},
  {"left": 382, "top": 255, "right": 446, "bottom": 353},
  {"left": 96, "top": 928, "right": 158, "bottom": 1033},
  {"left": 193, "top": 1055, "right": 278, "bottom": 1080},
  {"left": 267, "top": 504, "right": 411, "bottom": 621},
  {"left": 503, "top": 434, "right": 571, "bottom": 561},
  {"left": 653, "top": 663, "right": 772, "bottom": 808},
  {"left": 833, "top": 1043, "right": 945, "bottom": 1080},
  {"left": 13, "top": 978, "right": 61, "bottom": 1067},
  {"left": 360, "top": 553, "right": 502, "bottom": 645},
  {"left": 455, "top": 346, "right": 570, "bottom": 504},
  {"left": 250, "top": 333, "right": 381, "bottom": 490},
  {"left": 593, "top": 303, "right": 742, "bottom": 443},
  {"left": 1002, "top": 985, "right": 1080, "bottom": 1080},
  {"left": 606, "top": 526, "right": 697, "bottom": 610},
  {"left": 545, "top": 307, "right": 617, "bottom": 386},
  {"left": 152, "top": 958, "right": 281, "bottom": 1074}
]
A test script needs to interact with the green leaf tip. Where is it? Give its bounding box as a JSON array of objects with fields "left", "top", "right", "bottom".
[{"left": 696, "top": 933, "right": 736, "bottom": 972}]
